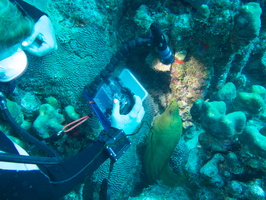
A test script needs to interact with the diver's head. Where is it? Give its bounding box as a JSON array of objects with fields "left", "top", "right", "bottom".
[{"left": 0, "top": 0, "right": 34, "bottom": 82}]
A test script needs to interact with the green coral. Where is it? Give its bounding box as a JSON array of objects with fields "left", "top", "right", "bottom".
[
  {"left": 33, "top": 104, "right": 64, "bottom": 139},
  {"left": 210, "top": 82, "right": 236, "bottom": 105},
  {"left": 251, "top": 85, "right": 266, "bottom": 100},
  {"left": 144, "top": 98, "right": 182, "bottom": 185},
  {"left": 64, "top": 105, "right": 80, "bottom": 121},
  {"left": 233, "top": 91, "right": 265, "bottom": 116},
  {"left": 45, "top": 96, "right": 60, "bottom": 109},
  {"left": 239, "top": 126, "right": 266, "bottom": 159}
]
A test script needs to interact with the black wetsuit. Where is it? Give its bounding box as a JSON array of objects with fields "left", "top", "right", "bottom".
[
  {"left": 0, "top": 1, "right": 117, "bottom": 199},
  {"left": 11, "top": 0, "right": 47, "bottom": 22},
  {"left": 0, "top": 130, "right": 110, "bottom": 200}
]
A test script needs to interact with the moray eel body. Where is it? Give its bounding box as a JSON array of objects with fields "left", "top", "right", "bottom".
[{"left": 144, "top": 98, "right": 182, "bottom": 185}]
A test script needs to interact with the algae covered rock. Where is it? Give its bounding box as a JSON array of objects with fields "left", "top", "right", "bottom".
[
  {"left": 33, "top": 104, "right": 64, "bottom": 139},
  {"left": 192, "top": 100, "right": 246, "bottom": 140},
  {"left": 144, "top": 98, "right": 182, "bottom": 185},
  {"left": 200, "top": 153, "right": 225, "bottom": 188},
  {"left": 210, "top": 82, "right": 236, "bottom": 106},
  {"left": 233, "top": 92, "right": 265, "bottom": 116},
  {"left": 191, "top": 100, "right": 246, "bottom": 151},
  {"left": 239, "top": 126, "right": 266, "bottom": 159},
  {"left": 19, "top": 92, "right": 41, "bottom": 118},
  {"left": 234, "top": 2, "right": 262, "bottom": 40}
]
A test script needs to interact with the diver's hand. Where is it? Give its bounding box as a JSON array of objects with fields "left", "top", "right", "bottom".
[
  {"left": 22, "top": 15, "right": 57, "bottom": 57},
  {"left": 111, "top": 95, "right": 145, "bottom": 135}
]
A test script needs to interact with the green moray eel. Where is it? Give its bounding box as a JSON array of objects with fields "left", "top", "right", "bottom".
[{"left": 144, "top": 98, "right": 182, "bottom": 185}]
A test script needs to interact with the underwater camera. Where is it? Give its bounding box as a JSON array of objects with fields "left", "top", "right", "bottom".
[
  {"left": 83, "top": 69, "right": 148, "bottom": 129},
  {"left": 84, "top": 22, "right": 173, "bottom": 129}
]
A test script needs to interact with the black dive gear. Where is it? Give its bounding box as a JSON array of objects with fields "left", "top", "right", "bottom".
[
  {"left": 100, "top": 178, "right": 111, "bottom": 200},
  {"left": 0, "top": 92, "right": 62, "bottom": 164},
  {"left": 150, "top": 22, "right": 174, "bottom": 65},
  {"left": 0, "top": 80, "right": 17, "bottom": 97},
  {"left": 11, "top": 0, "right": 47, "bottom": 22},
  {"left": 97, "top": 127, "right": 131, "bottom": 161}
]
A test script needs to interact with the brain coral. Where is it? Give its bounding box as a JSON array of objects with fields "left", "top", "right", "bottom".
[
  {"left": 19, "top": 0, "right": 115, "bottom": 119},
  {"left": 21, "top": 24, "right": 112, "bottom": 108}
]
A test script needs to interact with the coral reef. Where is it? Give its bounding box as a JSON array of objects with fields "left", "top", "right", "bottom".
[
  {"left": 232, "top": 85, "right": 266, "bottom": 117},
  {"left": 234, "top": 2, "right": 262, "bottom": 40},
  {"left": 45, "top": 96, "right": 60, "bottom": 109},
  {"left": 129, "top": 182, "right": 191, "bottom": 200},
  {"left": 183, "top": 0, "right": 210, "bottom": 9},
  {"left": 200, "top": 153, "right": 225, "bottom": 187},
  {"left": 0, "top": 98, "right": 25, "bottom": 136},
  {"left": 191, "top": 99, "right": 247, "bottom": 151},
  {"left": 210, "top": 82, "right": 237, "bottom": 105},
  {"left": 239, "top": 126, "right": 266, "bottom": 159},
  {"left": 132, "top": 0, "right": 264, "bottom": 111},
  {"left": 167, "top": 83, "right": 266, "bottom": 199},
  {"left": 170, "top": 56, "right": 211, "bottom": 128},
  {"left": 6, "top": 0, "right": 266, "bottom": 199},
  {"left": 12, "top": 90, "right": 41, "bottom": 119}
]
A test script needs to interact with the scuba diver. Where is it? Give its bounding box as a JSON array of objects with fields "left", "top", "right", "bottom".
[
  {"left": 0, "top": 0, "right": 145, "bottom": 199},
  {"left": 0, "top": 0, "right": 175, "bottom": 199}
]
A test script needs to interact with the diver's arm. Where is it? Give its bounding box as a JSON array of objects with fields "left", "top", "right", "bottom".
[
  {"left": 0, "top": 128, "right": 123, "bottom": 200},
  {"left": 10, "top": 0, "right": 47, "bottom": 22},
  {"left": 40, "top": 139, "right": 110, "bottom": 185},
  {"left": 0, "top": 139, "right": 109, "bottom": 200},
  {"left": 10, "top": 0, "right": 57, "bottom": 56},
  {"left": 40, "top": 127, "right": 128, "bottom": 185}
]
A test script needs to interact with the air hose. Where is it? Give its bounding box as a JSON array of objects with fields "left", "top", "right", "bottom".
[{"left": 0, "top": 92, "right": 62, "bottom": 165}]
